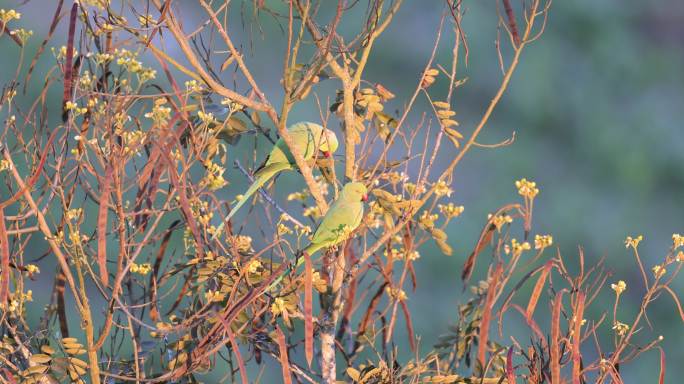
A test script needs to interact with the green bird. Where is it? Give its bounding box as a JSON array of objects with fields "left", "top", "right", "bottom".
[
  {"left": 303, "top": 181, "right": 368, "bottom": 256},
  {"left": 215, "top": 122, "right": 339, "bottom": 235},
  {"left": 267, "top": 182, "right": 368, "bottom": 290}
]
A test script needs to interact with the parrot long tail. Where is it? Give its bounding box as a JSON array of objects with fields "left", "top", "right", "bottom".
[{"left": 212, "top": 162, "right": 292, "bottom": 241}]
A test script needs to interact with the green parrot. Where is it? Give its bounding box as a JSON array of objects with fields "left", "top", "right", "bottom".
[
  {"left": 267, "top": 182, "right": 367, "bottom": 366},
  {"left": 303, "top": 181, "right": 368, "bottom": 255},
  {"left": 267, "top": 182, "right": 368, "bottom": 290},
  {"left": 214, "top": 122, "right": 339, "bottom": 236}
]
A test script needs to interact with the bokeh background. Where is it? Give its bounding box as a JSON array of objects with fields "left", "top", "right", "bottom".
[{"left": 2, "top": 1, "right": 683, "bottom": 382}]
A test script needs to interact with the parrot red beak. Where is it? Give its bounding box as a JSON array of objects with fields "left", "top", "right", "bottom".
[
  {"left": 322, "top": 150, "right": 331, "bottom": 158},
  {"left": 362, "top": 194, "right": 368, "bottom": 202}
]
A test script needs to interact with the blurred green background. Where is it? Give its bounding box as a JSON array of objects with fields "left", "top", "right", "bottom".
[{"left": 2, "top": 1, "right": 683, "bottom": 382}]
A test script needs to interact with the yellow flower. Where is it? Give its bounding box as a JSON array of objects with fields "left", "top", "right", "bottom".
[
  {"left": 625, "top": 235, "right": 643, "bottom": 249},
  {"left": 244, "top": 259, "right": 262, "bottom": 274},
  {"left": 433, "top": 180, "right": 453, "bottom": 197},
  {"left": 612, "top": 321, "right": 629, "bottom": 336},
  {"left": 676, "top": 251, "right": 684, "bottom": 263},
  {"left": 672, "top": 234, "right": 684, "bottom": 250},
  {"left": 25, "top": 264, "right": 40, "bottom": 275},
  {"left": 311, "top": 271, "right": 327, "bottom": 293},
  {"left": 515, "top": 178, "right": 539, "bottom": 198},
  {"left": 277, "top": 223, "right": 293, "bottom": 236},
  {"left": 652, "top": 264, "right": 666, "bottom": 279},
  {"left": 303, "top": 205, "right": 323, "bottom": 218},
  {"left": 611, "top": 280, "right": 626, "bottom": 295},
  {"left": 534, "top": 234, "right": 553, "bottom": 250},
  {"left": 233, "top": 235, "right": 253, "bottom": 253},
  {"left": 506, "top": 239, "right": 531, "bottom": 256},
  {"left": 0, "top": 9, "right": 22, "bottom": 23},
  {"left": 385, "top": 286, "right": 407, "bottom": 301},
  {"left": 438, "top": 203, "right": 464, "bottom": 218},
  {"left": 271, "top": 298, "right": 287, "bottom": 316},
  {"left": 488, "top": 213, "right": 513, "bottom": 230},
  {"left": 204, "top": 290, "right": 224, "bottom": 303}
]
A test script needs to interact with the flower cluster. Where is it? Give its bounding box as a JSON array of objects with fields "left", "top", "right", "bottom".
[
  {"left": 652, "top": 264, "right": 666, "bottom": 279},
  {"left": 0, "top": 9, "right": 21, "bottom": 23},
  {"left": 144, "top": 99, "right": 172, "bottom": 126},
  {"left": 611, "top": 280, "right": 626, "bottom": 295},
  {"left": 612, "top": 321, "right": 629, "bottom": 336},
  {"left": 438, "top": 203, "right": 464, "bottom": 219},
  {"left": 130, "top": 263, "right": 152, "bottom": 275},
  {"left": 534, "top": 234, "right": 553, "bottom": 250},
  {"left": 505, "top": 238, "right": 531, "bottom": 256},
  {"left": 488, "top": 213, "right": 513, "bottom": 230},
  {"left": 515, "top": 178, "right": 539, "bottom": 199},
  {"left": 385, "top": 286, "right": 408, "bottom": 301},
  {"left": 433, "top": 180, "right": 453, "bottom": 197},
  {"left": 625, "top": 235, "right": 643, "bottom": 250},
  {"left": 201, "top": 161, "right": 227, "bottom": 191}
]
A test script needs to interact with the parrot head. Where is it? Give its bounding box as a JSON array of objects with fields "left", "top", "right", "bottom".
[
  {"left": 342, "top": 182, "right": 368, "bottom": 202},
  {"left": 318, "top": 129, "right": 339, "bottom": 158}
]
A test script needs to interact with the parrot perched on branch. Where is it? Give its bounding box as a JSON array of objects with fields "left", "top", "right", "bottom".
[
  {"left": 267, "top": 181, "right": 368, "bottom": 289},
  {"left": 213, "top": 122, "right": 339, "bottom": 238},
  {"left": 268, "top": 181, "right": 368, "bottom": 366}
]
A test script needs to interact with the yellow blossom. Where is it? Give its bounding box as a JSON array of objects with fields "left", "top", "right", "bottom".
[
  {"left": 652, "top": 264, "right": 666, "bottom": 279},
  {"left": 534, "top": 234, "right": 553, "bottom": 250},
  {"left": 385, "top": 286, "right": 407, "bottom": 301},
  {"left": 0, "top": 9, "right": 21, "bottom": 23},
  {"left": 438, "top": 203, "right": 464, "bottom": 218},
  {"left": 130, "top": 263, "right": 151, "bottom": 275},
  {"left": 25, "top": 264, "right": 40, "bottom": 275},
  {"left": 611, "top": 280, "right": 626, "bottom": 295},
  {"left": 672, "top": 234, "right": 684, "bottom": 250},
  {"left": 311, "top": 271, "right": 327, "bottom": 293},
  {"left": 625, "top": 235, "right": 643, "bottom": 249},
  {"left": 612, "top": 321, "right": 629, "bottom": 336},
  {"left": 515, "top": 178, "right": 539, "bottom": 198},
  {"left": 271, "top": 298, "right": 287, "bottom": 316},
  {"left": 433, "top": 180, "right": 453, "bottom": 197},
  {"left": 287, "top": 191, "right": 308, "bottom": 201},
  {"left": 204, "top": 290, "right": 224, "bottom": 303},
  {"left": 506, "top": 239, "right": 531, "bottom": 256},
  {"left": 244, "top": 259, "right": 262, "bottom": 274},
  {"left": 303, "top": 206, "right": 322, "bottom": 218},
  {"left": 278, "top": 223, "right": 293, "bottom": 236},
  {"left": 488, "top": 213, "right": 513, "bottom": 230},
  {"left": 233, "top": 235, "right": 253, "bottom": 253}
]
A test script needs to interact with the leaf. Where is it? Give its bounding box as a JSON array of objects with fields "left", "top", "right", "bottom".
[
  {"left": 347, "top": 367, "right": 361, "bottom": 382},
  {"left": 29, "top": 354, "right": 52, "bottom": 364},
  {"left": 41, "top": 345, "right": 55, "bottom": 355}
]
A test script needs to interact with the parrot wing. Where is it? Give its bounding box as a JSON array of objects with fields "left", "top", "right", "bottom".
[{"left": 305, "top": 199, "right": 364, "bottom": 255}]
